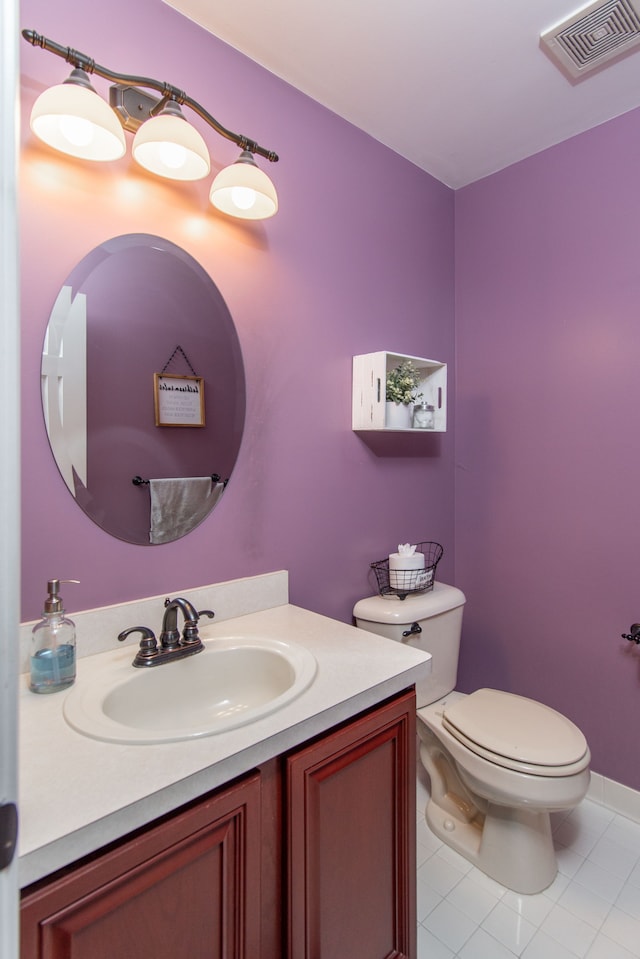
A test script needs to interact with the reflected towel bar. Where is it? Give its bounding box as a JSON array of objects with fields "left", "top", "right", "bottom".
[{"left": 132, "top": 474, "right": 227, "bottom": 486}]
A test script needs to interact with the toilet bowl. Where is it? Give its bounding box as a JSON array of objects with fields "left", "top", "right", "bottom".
[
  {"left": 417, "top": 689, "right": 590, "bottom": 893},
  {"left": 353, "top": 583, "right": 591, "bottom": 894}
]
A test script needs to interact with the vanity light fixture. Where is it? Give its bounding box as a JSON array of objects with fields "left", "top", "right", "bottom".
[
  {"left": 131, "top": 99, "right": 211, "bottom": 182},
  {"left": 29, "top": 66, "right": 127, "bottom": 161},
  {"left": 22, "top": 29, "right": 279, "bottom": 219},
  {"left": 210, "top": 150, "right": 278, "bottom": 220}
]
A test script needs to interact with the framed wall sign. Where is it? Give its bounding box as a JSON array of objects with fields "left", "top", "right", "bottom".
[{"left": 154, "top": 373, "right": 205, "bottom": 427}]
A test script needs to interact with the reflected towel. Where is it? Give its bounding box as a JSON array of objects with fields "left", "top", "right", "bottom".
[{"left": 149, "top": 477, "right": 225, "bottom": 544}]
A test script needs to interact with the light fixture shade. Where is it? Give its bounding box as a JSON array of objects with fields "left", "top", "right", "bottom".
[
  {"left": 209, "top": 151, "right": 278, "bottom": 220},
  {"left": 132, "top": 102, "right": 211, "bottom": 181},
  {"left": 30, "top": 69, "right": 127, "bottom": 161}
]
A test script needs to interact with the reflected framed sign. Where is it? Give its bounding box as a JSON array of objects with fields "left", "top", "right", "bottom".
[{"left": 154, "top": 373, "right": 206, "bottom": 427}]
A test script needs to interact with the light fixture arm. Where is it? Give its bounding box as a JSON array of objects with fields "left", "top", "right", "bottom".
[{"left": 22, "top": 28, "right": 279, "bottom": 163}]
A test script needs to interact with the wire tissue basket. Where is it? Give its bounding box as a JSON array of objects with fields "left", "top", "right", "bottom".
[{"left": 371, "top": 541, "right": 443, "bottom": 600}]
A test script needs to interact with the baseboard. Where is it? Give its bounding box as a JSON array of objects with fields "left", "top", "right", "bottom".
[{"left": 587, "top": 772, "right": 640, "bottom": 824}]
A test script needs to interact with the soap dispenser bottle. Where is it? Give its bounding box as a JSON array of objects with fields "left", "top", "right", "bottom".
[{"left": 30, "top": 579, "right": 78, "bottom": 694}]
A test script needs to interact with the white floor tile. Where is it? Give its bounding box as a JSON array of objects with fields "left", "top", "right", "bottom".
[
  {"left": 446, "top": 873, "right": 502, "bottom": 924},
  {"left": 615, "top": 880, "right": 640, "bottom": 923},
  {"left": 502, "top": 889, "right": 555, "bottom": 926},
  {"left": 628, "top": 860, "right": 640, "bottom": 890},
  {"left": 539, "top": 903, "right": 598, "bottom": 957},
  {"left": 416, "top": 816, "right": 441, "bottom": 852},
  {"left": 558, "top": 880, "right": 612, "bottom": 929},
  {"left": 416, "top": 842, "right": 433, "bottom": 868},
  {"left": 566, "top": 801, "right": 615, "bottom": 836},
  {"left": 416, "top": 923, "right": 455, "bottom": 959},
  {"left": 416, "top": 877, "right": 443, "bottom": 923},
  {"left": 585, "top": 931, "right": 640, "bottom": 958},
  {"left": 588, "top": 836, "right": 640, "bottom": 881},
  {"left": 604, "top": 816, "right": 640, "bottom": 855},
  {"left": 522, "top": 929, "right": 579, "bottom": 959},
  {"left": 556, "top": 842, "right": 587, "bottom": 878},
  {"left": 466, "top": 864, "right": 508, "bottom": 899},
  {"left": 417, "top": 850, "right": 467, "bottom": 897},
  {"left": 458, "top": 927, "right": 518, "bottom": 959},
  {"left": 554, "top": 818, "right": 600, "bottom": 858},
  {"left": 542, "top": 869, "right": 571, "bottom": 903},
  {"left": 600, "top": 906, "right": 640, "bottom": 955},
  {"left": 481, "top": 900, "right": 536, "bottom": 955},
  {"left": 572, "top": 857, "right": 627, "bottom": 904},
  {"left": 423, "top": 898, "right": 477, "bottom": 953},
  {"left": 415, "top": 779, "right": 640, "bottom": 959},
  {"left": 436, "top": 840, "right": 474, "bottom": 874}
]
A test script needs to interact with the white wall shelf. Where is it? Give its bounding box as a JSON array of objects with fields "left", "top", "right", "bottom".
[{"left": 352, "top": 351, "right": 447, "bottom": 432}]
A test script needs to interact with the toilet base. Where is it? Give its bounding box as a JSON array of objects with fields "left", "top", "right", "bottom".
[
  {"left": 425, "top": 794, "right": 557, "bottom": 894},
  {"left": 418, "top": 725, "right": 560, "bottom": 894}
]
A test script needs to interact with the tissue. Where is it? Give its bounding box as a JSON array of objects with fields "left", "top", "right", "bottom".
[{"left": 388, "top": 543, "right": 428, "bottom": 591}]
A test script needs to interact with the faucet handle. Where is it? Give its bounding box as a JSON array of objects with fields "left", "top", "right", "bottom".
[
  {"left": 118, "top": 626, "right": 159, "bottom": 667},
  {"left": 181, "top": 609, "right": 215, "bottom": 647},
  {"left": 181, "top": 621, "right": 202, "bottom": 647},
  {"left": 118, "top": 625, "right": 156, "bottom": 644}
]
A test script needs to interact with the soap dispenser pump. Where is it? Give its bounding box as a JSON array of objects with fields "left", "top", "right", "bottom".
[{"left": 30, "top": 579, "right": 79, "bottom": 694}]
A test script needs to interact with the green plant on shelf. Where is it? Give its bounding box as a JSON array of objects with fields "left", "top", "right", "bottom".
[{"left": 386, "top": 360, "right": 423, "bottom": 406}]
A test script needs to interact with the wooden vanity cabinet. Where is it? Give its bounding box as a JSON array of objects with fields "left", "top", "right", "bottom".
[
  {"left": 20, "top": 690, "right": 416, "bottom": 959},
  {"left": 287, "top": 689, "right": 416, "bottom": 959},
  {"left": 20, "top": 772, "right": 262, "bottom": 959}
]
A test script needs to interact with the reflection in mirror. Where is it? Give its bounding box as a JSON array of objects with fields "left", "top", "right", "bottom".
[{"left": 41, "top": 234, "right": 245, "bottom": 545}]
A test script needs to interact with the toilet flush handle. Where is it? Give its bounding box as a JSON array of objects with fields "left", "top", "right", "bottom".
[{"left": 402, "top": 622, "right": 422, "bottom": 638}]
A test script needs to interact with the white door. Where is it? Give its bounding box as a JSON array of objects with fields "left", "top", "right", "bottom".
[{"left": 0, "top": 0, "right": 21, "bottom": 955}]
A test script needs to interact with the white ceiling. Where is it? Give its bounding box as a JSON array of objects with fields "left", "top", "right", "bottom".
[{"left": 162, "top": 0, "right": 640, "bottom": 188}]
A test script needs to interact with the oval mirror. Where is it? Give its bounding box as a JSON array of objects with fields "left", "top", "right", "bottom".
[{"left": 41, "top": 233, "right": 245, "bottom": 545}]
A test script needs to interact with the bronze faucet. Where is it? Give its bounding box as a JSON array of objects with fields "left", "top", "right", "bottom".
[{"left": 118, "top": 597, "right": 215, "bottom": 667}]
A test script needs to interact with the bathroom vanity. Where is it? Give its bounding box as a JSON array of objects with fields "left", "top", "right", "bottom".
[{"left": 17, "top": 573, "right": 430, "bottom": 959}]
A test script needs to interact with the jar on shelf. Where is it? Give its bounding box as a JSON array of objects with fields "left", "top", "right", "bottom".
[{"left": 412, "top": 402, "right": 435, "bottom": 429}]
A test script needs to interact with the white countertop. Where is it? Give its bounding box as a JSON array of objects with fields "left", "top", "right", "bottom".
[{"left": 19, "top": 600, "right": 430, "bottom": 888}]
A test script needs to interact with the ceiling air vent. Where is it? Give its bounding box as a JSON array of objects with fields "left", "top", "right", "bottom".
[{"left": 541, "top": 0, "right": 640, "bottom": 80}]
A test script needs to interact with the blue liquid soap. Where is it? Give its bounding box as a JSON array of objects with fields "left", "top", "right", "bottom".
[
  {"left": 30, "top": 644, "right": 76, "bottom": 693},
  {"left": 30, "top": 579, "right": 78, "bottom": 693}
]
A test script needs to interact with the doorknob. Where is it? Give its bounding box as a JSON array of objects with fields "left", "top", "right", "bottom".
[{"left": 0, "top": 802, "right": 18, "bottom": 870}]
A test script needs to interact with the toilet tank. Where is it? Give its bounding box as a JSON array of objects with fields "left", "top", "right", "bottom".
[{"left": 353, "top": 582, "right": 466, "bottom": 707}]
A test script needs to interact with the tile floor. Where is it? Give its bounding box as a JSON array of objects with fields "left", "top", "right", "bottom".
[{"left": 415, "top": 767, "right": 640, "bottom": 958}]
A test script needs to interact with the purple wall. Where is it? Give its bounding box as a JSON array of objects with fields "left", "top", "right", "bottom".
[
  {"left": 20, "top": 0, "right": 455, "bottom": 625},
  {"left": 22, "top": 0, "right": 639, "bottom": 792},
  {"left": 455, "top": 108, "right": 640, "bottom": 790}
]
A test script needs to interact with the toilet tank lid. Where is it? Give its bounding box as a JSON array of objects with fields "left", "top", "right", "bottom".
[{"left": 353, "top": 582, "right": 466, "bottom": 624}]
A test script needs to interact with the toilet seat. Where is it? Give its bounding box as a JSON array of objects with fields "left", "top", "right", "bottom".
[{"left": 441, "top": 688, "right": 589, "bottom": 777}]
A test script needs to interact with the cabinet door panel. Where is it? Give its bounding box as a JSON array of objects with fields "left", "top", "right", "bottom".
[
  {"left": 287, "top": 691, "right": 416, "bottom": 959},
  {"left": 21, "top": 773, "right": 261, "bottom": 959}
]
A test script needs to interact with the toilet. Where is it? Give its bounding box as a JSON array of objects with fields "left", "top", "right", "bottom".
[{"left": 353, "top": 582, "right": 591, "bottom": 894}]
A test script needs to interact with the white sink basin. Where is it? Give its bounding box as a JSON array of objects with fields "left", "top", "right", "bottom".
[{"left": 63, "top": 636, "right": 317, "bottom": 744}]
